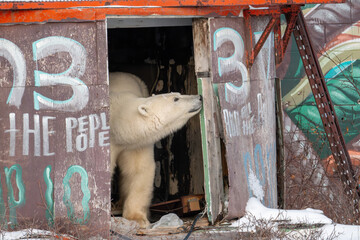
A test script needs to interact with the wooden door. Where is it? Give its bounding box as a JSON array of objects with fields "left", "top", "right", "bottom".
[
  {"left": 0, "top": 21, "right": 110, "bottom": 238},
  {"left": 193, "top": 16, "right": 278, "bottom": 221}
]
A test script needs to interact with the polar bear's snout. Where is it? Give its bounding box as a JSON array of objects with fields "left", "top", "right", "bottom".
[{"left": 188, "top": 95, "right": 203, "bottom": 113}]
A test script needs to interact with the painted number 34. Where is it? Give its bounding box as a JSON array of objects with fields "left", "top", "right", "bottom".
[{"left": 0, "top": 37, "right": 89, "bottom": 112}]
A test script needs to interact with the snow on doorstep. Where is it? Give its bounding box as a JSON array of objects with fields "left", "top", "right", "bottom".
[{"left": 232, "top": 197, "right": 360, "bottom": 240}]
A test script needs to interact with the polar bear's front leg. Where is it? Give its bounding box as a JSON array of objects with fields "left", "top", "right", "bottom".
[{"left": 119, "top": 146, "right": 155, "bottom": 228}]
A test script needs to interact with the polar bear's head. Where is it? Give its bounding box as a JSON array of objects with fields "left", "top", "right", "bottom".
[
  {"left": 137, "top": 93, "right": 202, "bottom": 139},
  {"left": 110, "top": 91, "right": 202, "bottom": 148}
]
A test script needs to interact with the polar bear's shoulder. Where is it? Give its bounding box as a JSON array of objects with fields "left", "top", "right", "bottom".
[{"left": 109, "top": 72, "right": 149, "bottom": 98}]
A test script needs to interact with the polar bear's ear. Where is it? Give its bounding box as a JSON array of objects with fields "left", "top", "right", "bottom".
[{"left": 138, "top": 104, "right": 149, "bottom": 116}]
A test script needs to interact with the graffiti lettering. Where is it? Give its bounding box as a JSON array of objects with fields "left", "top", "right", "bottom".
[
  {"left": 222, "top": 109, "right": 241, "bottom": 138},
  {"left": 4, "top": 112, "right": 109, "bottom": 156},
  {"left": 43, "top": 165, "right": 54, "bottom": 226},
  {"left": 63, "top": 165, "right": 90, "bottom": 224},
  {"left": 4, "top": 164, "right": 25, "bottom": 228},
  {"left": 223, "top": 102, "right": 258, "bottom": 137},
  {"left": 0, "top": 38, "right": 26, "bottom": 109},
  {"left": 0, "top": 37, "right": 89, "bottom": 111},
  {"left": 66, "top": 113, "right": 110, "bottom": 153},
  {"left": 213, "top": 27, "right": 250, "bottom": 105},
  {"left": 5, "top": 113, "right": 56, "bottom": 157},
  {"left": 243, "top": 143, "right": 276, "bottom": 206},
  {"left": 33, "top": 37, "right": 89, "bottom": 112},
  {"left": 0, "top": 164, "right": 91, "bottom": 227}
]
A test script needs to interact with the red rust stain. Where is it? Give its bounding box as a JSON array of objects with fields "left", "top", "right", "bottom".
[{"left": 323, "top": 150, "right": 360, "bottom": 181}]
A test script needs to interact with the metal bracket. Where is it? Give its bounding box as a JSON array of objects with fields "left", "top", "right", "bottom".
[{"left": 245, "top": 5, "right": 300, "bottom": 67}]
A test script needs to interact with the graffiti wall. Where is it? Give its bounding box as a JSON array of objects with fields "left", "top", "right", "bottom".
[
  {"left": 279, "top": 1, "right": 360, "bottom": 221},
  {"left": 0, "top": 21, "right": 110, "bottom": 236},
  {"left": 209, "top": 17, "right": 277, "bottom": 219}
]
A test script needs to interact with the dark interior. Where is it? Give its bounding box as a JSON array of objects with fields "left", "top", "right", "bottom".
[{"left": 107, "top": 25, "right": 204, "bottom": 221}]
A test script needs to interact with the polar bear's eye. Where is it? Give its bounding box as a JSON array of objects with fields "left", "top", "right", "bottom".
[{"left": 173, "top": 97, "right": 179, "bottom": 102}]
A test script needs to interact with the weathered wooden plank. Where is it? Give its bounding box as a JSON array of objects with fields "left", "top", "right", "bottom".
[
  {"left": 209, "top": 16, "right": 277, "bottom": 219},
  {"left": 193, "top": 18, "right": 224, "bottom": 224},
  {"left": 197, "top": 77, "right": 224, "bottom": 224},
  {"left": 0, "top": 21, "right": 110, "bottom": 237},
  {"left": 193, "top": 19, "right": 211, "bottom": 77}
]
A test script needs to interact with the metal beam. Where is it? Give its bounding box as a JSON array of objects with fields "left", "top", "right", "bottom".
[{"left": 293, "top": 10, "right": 360, "bottom": 223}]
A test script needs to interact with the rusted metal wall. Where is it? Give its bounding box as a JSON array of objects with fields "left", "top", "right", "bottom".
[
  {"left": 209, "top": 17, "right": 277, "bottom": 219},
  {"left": 0, "top": 21, "right": 110, "bottom": 237}
]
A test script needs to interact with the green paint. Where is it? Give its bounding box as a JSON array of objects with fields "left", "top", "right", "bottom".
[
  {"left": 197, "top": 78, "right": 213, "bottom": 223},
  {"left": 4, "top": 164, "right": 25, "bottom": 229},
  {"left": 43, "top": 165, "right": 54, "bottom": 226},
  {"left": 287, "top": 66, "right": 360, "bottom": 158},
  {"left": 282, "top": 36, "right": 360, "bottom": 158},
  {"left": 0, "top": 173, "right": 6, "bottom": 229},
  {"left": 63, "top": 165, "right": 90, "bottom": 224},
  {"left": 213, "top": 83, "right": 219, "bottom": 98}
]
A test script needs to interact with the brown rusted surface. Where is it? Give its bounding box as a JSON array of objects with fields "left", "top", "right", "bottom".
[
  {"left": 0, "top": 21, "right": 110, "bottom": 237},
  {"left": 209, "top": 17, "right": 277, "bottom": 219},
  {"left": 0, "top": 0, "right": 346, "bottom": 11}
]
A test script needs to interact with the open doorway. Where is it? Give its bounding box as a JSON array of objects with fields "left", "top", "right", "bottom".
[{"left": 107, "top": 17, "right": 205, "bottom": 223}]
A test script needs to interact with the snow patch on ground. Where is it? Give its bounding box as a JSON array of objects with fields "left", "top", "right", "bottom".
[
  {"left": 0, "top": 229, "right": 55, "bottom": 240},
  {"left": 2, "top": 198, "right": 360, "bottom": 239},
  {"left": 231, "top": 197, "right": 360, "bottom": 239}
]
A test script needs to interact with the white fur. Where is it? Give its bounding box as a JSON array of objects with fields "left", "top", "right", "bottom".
[{"left": 110, "top": 72, "right": 202, "bottom": 228}]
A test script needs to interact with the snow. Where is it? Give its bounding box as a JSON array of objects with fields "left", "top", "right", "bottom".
[
  {"left": 248, "top": 169, "right": 264, "bottom": 201},
  {"left": 232, "top": 197, "right": 360, "bottom": 240},
  {"left": 0, "top": 229, "right": 57, "bottom": 240},
  {"left": 2, "top": 198, "right": 360, "bottom": 239}
]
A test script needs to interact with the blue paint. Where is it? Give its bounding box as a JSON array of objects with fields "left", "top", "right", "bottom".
[
  {"left": 32, "top": 36, "right": 88, "bottom": 112},
  {"left": 325, "top": 60, "right": 355, "bottom": 80},
  {"left": 43, "top": 165, "right": 54, "bottom": 226},
  {"left": 0, "top": 173, "right": 6, "bottom": 229},
  {"left": 213, "top": 27, "right": 245, "bottom": 77},
  {"left": 63, "top": 165, "right": 90, "bottom": 224},
  {"left": 242, "top": 143, "right": 276, "bottom": 206},
  {"left": 254, "top": 144, "right": 266, "bottom": 186},
  {"left": 4, "top": 164, "right": 25, "bottom": 228},
  {"left": 33, "top": 70, "right": 87, "bottom": 110},
  {"left": 225, "top": 82, "right": 243, "bottom": 102},
  {"left": 243, "top": 152, "right": 253, "bottom": 198}
]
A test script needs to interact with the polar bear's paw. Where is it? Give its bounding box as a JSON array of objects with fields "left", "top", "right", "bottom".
[
  {"left": 123, "top": 211, "right": 150, "bottom": 228},
  {"left": 111, "top": 201, "right": 123, "bottom": 215}
]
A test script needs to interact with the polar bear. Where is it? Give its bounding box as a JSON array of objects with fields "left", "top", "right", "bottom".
[{"left": 109, "top": 72, "right": 202, "bottom": 228}]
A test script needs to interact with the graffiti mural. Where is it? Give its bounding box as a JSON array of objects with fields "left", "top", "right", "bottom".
[
  {"left": 0, "top": 22, "right": 110, "bottom": 236},
  {"left": 279, "top": 1, "right": 360, "bottom": 221},
  {"left": 280, "top": 1, "right": 360, "bottom": 168},
  {"left": 210, "top": 17, "right": 277, "bottom": 219}
]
